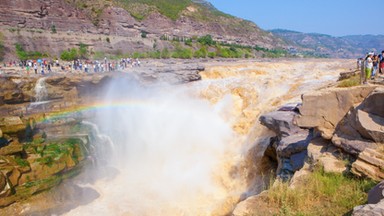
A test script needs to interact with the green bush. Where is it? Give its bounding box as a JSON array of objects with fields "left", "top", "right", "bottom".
[
  {"left": 60, "top": 48, "right": 78, "bottom": 61},
  {"left": 15, "top": 157, "right": 30, "bottom": 167},
  {"left": 106, "top": 37, "right": 110, "bottom": 43},
  {"left": 15, "top": 43, "right": 47, "bottom": 60},
  {"left": 197, "top": 34, "right": 216, "bottom": 46},
  {"left": 193, "top": 46, "right": 208, "bottom": 58},
  {"left": 78, "top": 43, "right": 88, "bottom": 58},
  {"left": 161, "top": 48, "right": 171, "bottom": 59},
  {"left": 15, "top": 43, "right": 28, "bottom": 61},
  {"left": 184, "top": 38, "right": 193, "bottom": 46},
  {"left": 0, "top": 32, "right": 4, "bottom": 61},
  {"left": 160, "top": 34, "right": 169, "bottom": 41},
  {"left": 132, "top": 52, "right": 148, "bottom": 59},
  {"left": 141, "top": 31, "right": 147, "bottom": 38},
  {"left": 171, "top": 47, "right": 193, "bottom": 59},
  {"left": 0, "top": 43, "right": 4, "bottom": 62},
  {"left": 93, "top": 51, "right": 105, "bottom": 59},
  {"left": 244, "top": 52, "right": 252, "bottom": 58},
  {"left": 207, "top": 51, "right": 216, "bottom": 58},
  {"left": 216, "top": 46, "right": 243, "bottom": 58},
  {"left": 148, "top": 50, "right": 161, "bottom": 59},
  {"left": 51, "top": 25, "right": 57, "bottom": 33}
]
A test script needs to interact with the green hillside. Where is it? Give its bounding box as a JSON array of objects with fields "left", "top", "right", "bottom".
[
  {"left": 67, "top": 0, "right": 224, "bottom": 22},
  {"left": 115, "top": 0, "right": 192, "bottom": 20}
]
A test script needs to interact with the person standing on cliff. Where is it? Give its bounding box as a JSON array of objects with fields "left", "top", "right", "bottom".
[
  {"left": 33, "top": 63, "right": 38, "bottom": 74},
  {"left": 47, "top": 63, "right": 52, "bottom": 74},
  {"left": 379, "top": 50, "right": 384, "bottom": 75},
  {"left": 372, "top": 55, "right": 379, "bottom": 78},
  {"left": 364, "top": 53, "right": 373, "bottom": 84},
  {"left": 26, "top": 62, "right": 30, "bottom": 75}
]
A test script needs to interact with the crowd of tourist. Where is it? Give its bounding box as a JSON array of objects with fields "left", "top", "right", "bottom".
[
  {"left": 1, "top": 57, "right": 142, "bottom": 75},
  {"left": 358, "top": 50, "right": 384, "bottom": 84}
]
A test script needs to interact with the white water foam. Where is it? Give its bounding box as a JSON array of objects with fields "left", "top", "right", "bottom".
[
  {"left": 34, "top": 77, "right": 48, "bottom": 102},
  {"left": 65, "top": 81, "right": 243, "bottom": 216}
]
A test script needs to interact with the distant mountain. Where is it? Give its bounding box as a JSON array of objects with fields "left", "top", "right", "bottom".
[{"left": 270, "top": 29, "right": 384, "bottom": 58}]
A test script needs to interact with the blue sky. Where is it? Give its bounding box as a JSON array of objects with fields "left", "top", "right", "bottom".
[{"left": 206, "top": 0, "right": 383, "bottom": 37}]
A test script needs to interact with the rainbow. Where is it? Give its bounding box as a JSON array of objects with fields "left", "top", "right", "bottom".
[{"left": 33, "top": 100, "right": 149, "bottom": 124}]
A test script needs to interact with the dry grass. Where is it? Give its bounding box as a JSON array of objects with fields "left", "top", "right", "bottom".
[
  {"left": 252, "top": 167, "right": 377, "bottom": 216},
  {"left": 338, "top": 74, "right": 361, "bottom": 88}
]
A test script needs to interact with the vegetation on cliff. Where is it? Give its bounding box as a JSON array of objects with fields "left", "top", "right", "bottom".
[
  {"left": 86, "top": 34, "right": 289, "bottom": 60},
  {"left": 338, "top": 74, "right": 361, "bottom": 88},
  {"left": 0, "top": 32, "right": 5, "bottom": 61},
  {"left": 0, "top": 111, "right": 89, "bottom": 208},
  {"left": 15, "top": 43, "right": 47, "bottom": 61},
  {"left": 115, "top": 0, "right": 191, "bottom": 20},
  {"left": 255, "top": 167, "right": 377, "bottom": 216}
]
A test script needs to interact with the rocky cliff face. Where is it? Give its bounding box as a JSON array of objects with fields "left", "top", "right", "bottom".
[
  {"left": 0, "top": 0, "right": 284, "bottom": 60},
  {"left": 292, "top": 86, "right": 384, "bottom": 181},
  {"left": 233, "top": 85, "right": 384, "bottom": 215}
]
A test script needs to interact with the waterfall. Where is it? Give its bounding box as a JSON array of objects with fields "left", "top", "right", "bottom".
[
  {"left": 63, "top": 60, "right": 350, "bottom": 216},
  {"left": 34, "top": 77, "right": 48, "bottom": 102},
  {"left": 65, "top": 79, "right": 244, "bottom": 216},
  {"left": 81, "top": 120, "right": 115, "bottom": 166}
]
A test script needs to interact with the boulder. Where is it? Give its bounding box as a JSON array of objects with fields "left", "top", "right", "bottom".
[
  {"left": 260, "top": 107, "right": 313, "bottom": 180},
  {"left": 232, "top": 191, "right": 276, "bottom": 216},
  {"left": 318, "top": 153, "right": 347, "bottom": 174},
  {"left": 330, "top": 88, "right": 384, "bottom": 157},
  {"left": 351, "top": 148, "right": 384, "bottom": 181},
  {"left": 8, "top": 168, "right": 21, "bottom": 187},
  {"left": 277, "top": 130, "right": 312, "bottom": 157},
  {"left": 368, "top": 181, "right": 384, "bottom": 204},
  {"left": 0, "top": 116, "right": 26, "bottom": 134},
  {"left": 19, "top": 160, "right": 66, "bottom": 185},
  {"left": 332, "top": 134, "right": 376, "bottom": 156},
  {"left": 307, "top": 137, "right": 329, "bottom": 162},
  {"left": 295, "top": 86, "right": 376, "bottom": 139},
  {"left": 276, "top": 151, "right": 308, "bottom": 181},
  {"left": 0, "top": 172, "right": 11, "bottom": 198},
  {"left": 354, "top": 109, "right": 384, "bottom": 143},
  {"left": 260, "top": 111, "right": 302, "bottom": 137},
  {"left": 0, "top": 172, "right": 7, "bottom": 192},
  {"left": 0, "top": 78, "right": 25, "bottom": 105},
  {"left": 289, "top": 165, "right": 311, "bottom": 189},
  {"left": 353, "top": 199, "right": 384, "bottom": 216},
  {"left": 307, "top": 137, "right": 347, "bottom": 174},
  {"left": 0, "top": 142, "right": 23, "bottom": 156},
  {"left": 358, "top": 87, "right": 384, "bottom": 118}
]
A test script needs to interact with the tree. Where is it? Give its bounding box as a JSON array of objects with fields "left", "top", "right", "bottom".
[
  {"left": 141, "top": 31, "right": 147, "bottom": 38},
  {"left": 78, "top": 43, "right": 88, "bottom": 58},
  {"left": 15, "top": 43, "right": 28, "bottom": 61},
  {"left": 60, "top": 48, "right": 78, "bottom": 61},
  {"left": 197, "top": 35, "right": 216, "bottom": 46},
  {"left": 51, "top": 25, "right": 57, "bottom": 33}
]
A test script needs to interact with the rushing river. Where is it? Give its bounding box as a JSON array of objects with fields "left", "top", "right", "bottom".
[{"left": 60, "top": 59, "right": 353, "bottom": 216}]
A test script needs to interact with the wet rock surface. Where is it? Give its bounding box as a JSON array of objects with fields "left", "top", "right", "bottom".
[{"left": 260, "top": 104, "right": 312, "bottom": 180}]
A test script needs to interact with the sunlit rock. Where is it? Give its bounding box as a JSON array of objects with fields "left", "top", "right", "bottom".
[{"left": 295, "top": 86, "right": 376, "bottom": 139}]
